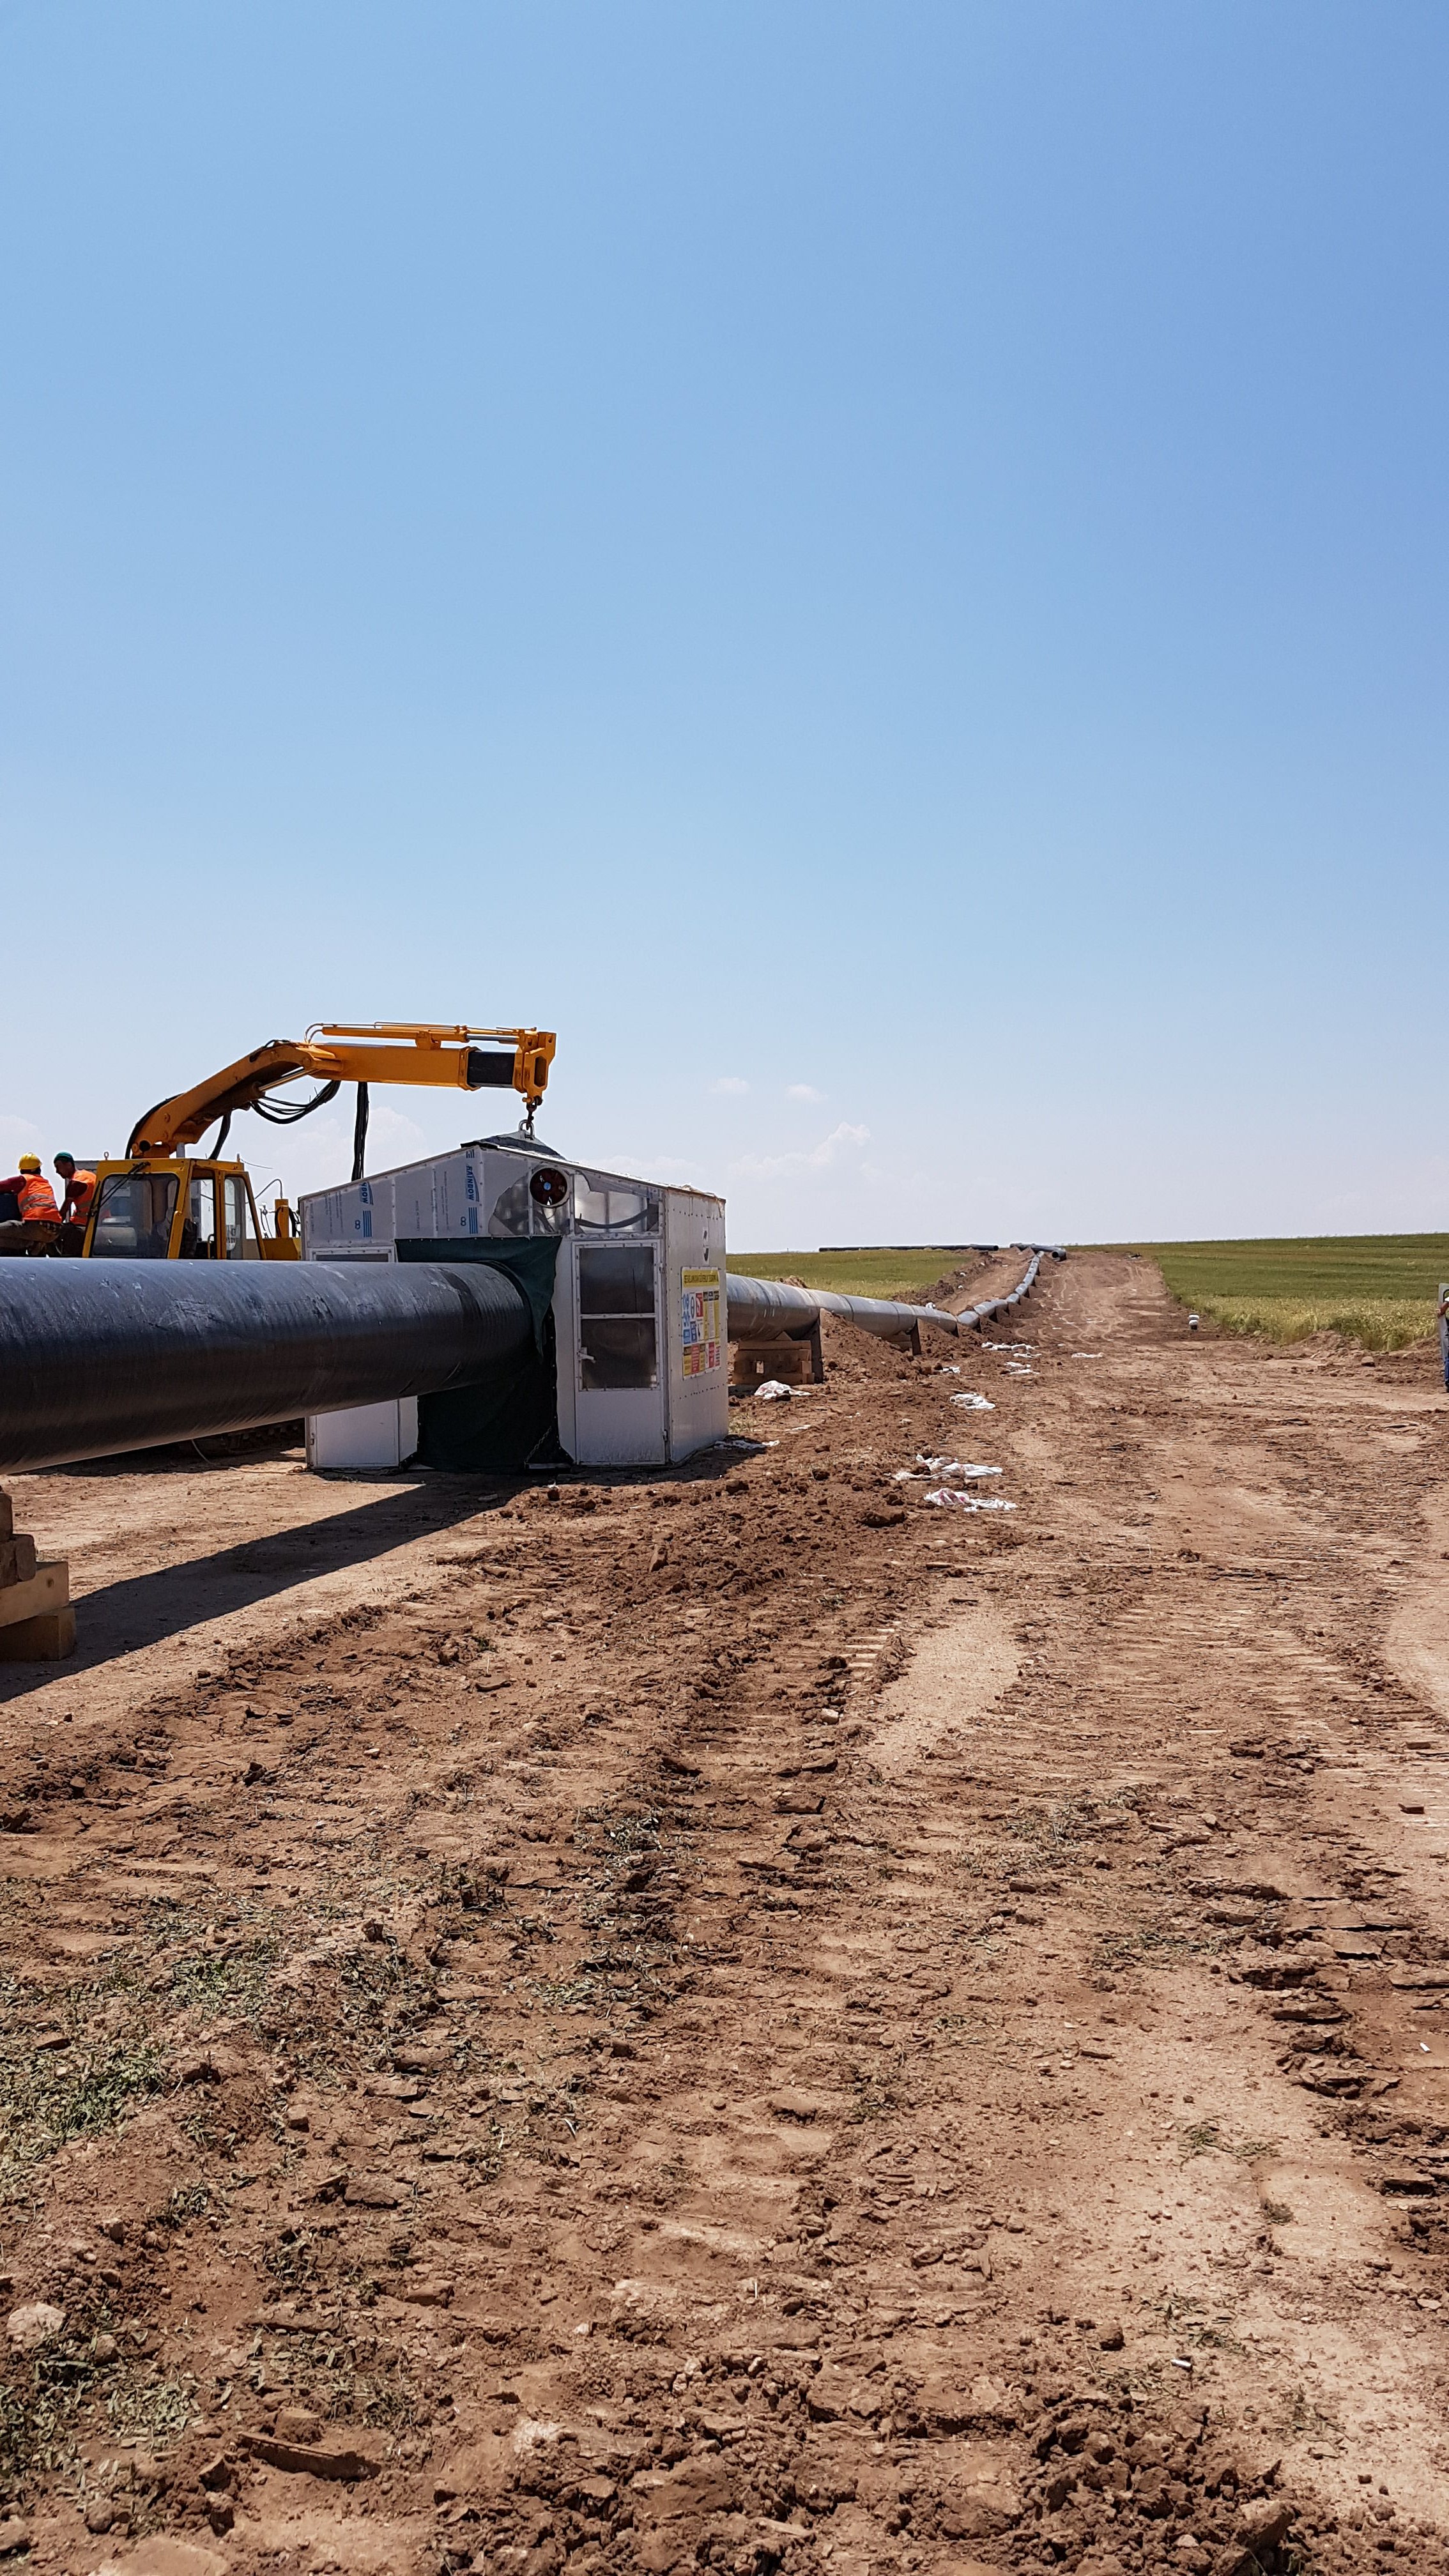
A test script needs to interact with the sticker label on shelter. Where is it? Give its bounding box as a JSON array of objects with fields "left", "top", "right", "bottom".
[{"left": 680, "top": 1269, "right": 722, "bottom": 1376}]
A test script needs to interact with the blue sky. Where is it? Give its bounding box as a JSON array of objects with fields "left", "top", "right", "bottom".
[{"left": 3, "top": 2, "right": 1446, "bottom": 1246}]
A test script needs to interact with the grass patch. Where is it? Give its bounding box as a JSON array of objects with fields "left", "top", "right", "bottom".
[
  {"left": 336, "top": 1937, "right": 435, "bottom": 2067},
  {"left": 1149, "top": 2289, "right": 1240, "bottom": 2354},
  {"left": 105, "top": 2368, "right": 200, "bottom": 2444},
  {"left": 0, "top": 2341, "right": 109, "bottom": 2481},
  {"left": 1009, "top": 1796, "right": 1086, "bottom": 1860},
  {"left": 249, "top": 2320, "right": 424, "bottom": 2431},
  {"left": 1108, "top": 1232, "right": 1449, "bottom": 1351},
  {"left": 728, "top": 1248, "right": 986, "bottom": 1299},
  {"left": 1092, "top": 1917, "right": 1199, "bottom": 1973},
  {"left": 0, "top": 2041, "right": 164, "bottom": 2189},
  {"left": 1172, "top": 2116, "right": 1282, "bottom": 2165},
  {"left": 169, "top": 1933, "right": 278, "bottom": 2021}
]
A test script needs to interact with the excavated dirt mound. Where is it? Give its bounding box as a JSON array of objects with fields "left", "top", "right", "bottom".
[{"left": 0, "top": 1253, "right": 1447, "bottom": 2573}]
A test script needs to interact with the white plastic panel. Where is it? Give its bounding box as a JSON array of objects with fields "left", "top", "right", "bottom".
[
  {"left": 307, "top": 1397, "right": 418, "bottom": 1473},
  {"left": 301, "top": 1173, "right": 395, "bottom": 1253},
  {"left": 663, "top": 1191, "right": 729, "bottom": 1462}
]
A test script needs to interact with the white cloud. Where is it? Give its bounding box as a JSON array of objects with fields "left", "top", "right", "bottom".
[
  {"left": 732, "top": 1121, "right": 870, "bottom": 1181},
  {"left": 588, "top": 1150, "right": 710, "bottom": 1184},
  {"left": 786, "top": 1083, "right": 825, "bottom": 1103},
  {"left": 634, "top": 1154, "right": 710, "bottom": 1182},
  {"left": 710, "top": 1076, "right": 749, "bottom": 1096}
]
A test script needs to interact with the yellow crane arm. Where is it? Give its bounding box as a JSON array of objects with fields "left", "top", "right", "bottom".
[{"left": 127, "top": 1023, "right": 556, "bottom": 1154}]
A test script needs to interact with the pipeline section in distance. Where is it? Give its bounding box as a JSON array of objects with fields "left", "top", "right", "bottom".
[{"left": 724, "top": 1246, "right": 1058, "bottom": 1346}]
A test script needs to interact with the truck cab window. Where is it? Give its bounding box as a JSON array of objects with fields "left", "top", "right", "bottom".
[
  {"left": 223, "top": 1176, "right": 261, "bottom": 1259},
  {"left": 89, "top": 1171, "right": 179, "bottom": 1259},
  {"left": 184, "top": 1172, "right": 218, "bottom": 1258}
]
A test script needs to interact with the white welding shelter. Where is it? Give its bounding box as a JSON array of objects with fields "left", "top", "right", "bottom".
[{"left": 298, "top": 1135, "right": 726, "bottom": 1473}]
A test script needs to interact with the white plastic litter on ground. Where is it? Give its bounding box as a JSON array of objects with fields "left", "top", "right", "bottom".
[
  {"left": 950, "top": 1392, "right": 995, "bottom": 1410},
  {"left": 755, "top": 1381, "right": 792, "bottom": 1402},
  {"left": 916, "top": 1455, "right": 1002, "bottom": 1478},
  {"left": 924, "top": 1489, "right": 1016, "bottom": 1512}
]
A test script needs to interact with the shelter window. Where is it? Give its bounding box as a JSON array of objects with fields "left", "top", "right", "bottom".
[
  {"left": 577, "top": 1244, "right": 658, "bottom": 1390},
  {"left": 574, "top": 1177, "right": 658, "bottom": 1234}
]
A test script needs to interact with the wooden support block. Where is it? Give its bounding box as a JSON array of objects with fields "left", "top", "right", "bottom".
[
  {"left": 0, "top": 1607, "right": 76, "bottom": 1662},
  {"left": 0, "top": 1561, "right": 69, "bottom": 1631},
  {"left": 0, "top": 1490, "right": 11, "bottom": 1540},
  {"left": 0, "top": 1534, "right": 38, "bottom": 1589},
  {"left": 730, "top": 1338, "right": 815, "bottom": 1389}
]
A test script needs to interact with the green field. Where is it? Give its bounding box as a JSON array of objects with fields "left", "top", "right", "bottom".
[
  {"left": 727, "top": 1246, "right": 982, "bottom": 1299},
  {"left": 1122, "top": 1234, "right": 1449, "bottom": 1350},
  {"left": 729, "top": 1235, "right": 1449, "bottom": 1350}
]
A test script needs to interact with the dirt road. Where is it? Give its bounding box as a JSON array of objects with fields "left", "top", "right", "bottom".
[{"left": 1, "top": 1251, "right": 1447, "bottom": 2576}]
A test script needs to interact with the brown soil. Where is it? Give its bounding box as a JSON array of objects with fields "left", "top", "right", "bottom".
[{"left": 1, "top": 1250, "right": 1448, "bottom": 2576}]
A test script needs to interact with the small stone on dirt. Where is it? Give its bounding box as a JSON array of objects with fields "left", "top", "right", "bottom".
[
  {"left": 1236, "top": 2498, "right": 1293, "bottom": 2549},
  {"left": 6, "top": 2301, "right": 63, "bottom": 2352}
]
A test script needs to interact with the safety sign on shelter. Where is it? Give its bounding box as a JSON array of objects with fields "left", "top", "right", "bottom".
[{"left": 681, "top": 1268, "right": 722, "bottom": 1376}]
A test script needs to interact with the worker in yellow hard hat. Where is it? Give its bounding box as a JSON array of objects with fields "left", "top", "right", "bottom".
[{"left": 0, "top": 1154, "right": 61, "bottom": 1255}]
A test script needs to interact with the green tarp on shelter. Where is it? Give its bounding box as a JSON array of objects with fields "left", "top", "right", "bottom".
[{"left": 395, "top": 1237, "right": 562, "bottom": 1471}]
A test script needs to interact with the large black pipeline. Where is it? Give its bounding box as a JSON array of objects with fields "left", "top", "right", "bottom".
[
  {"left": 725, "top": 1247, "right": 1060, "bottom": 1347},
  {"left": 0, "top": 1261, "right": 533, "bottom": 1474},
  {"left": 723, "top": 1273, "right": 960, "bottom": 1343}
]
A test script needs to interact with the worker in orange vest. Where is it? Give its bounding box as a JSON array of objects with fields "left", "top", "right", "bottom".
[
  {"left": 53, "top": 1153, "right": 96, "bottom": 1253},
  {"left": 0, "top": 1154, "right": 61, "bottom": 1254}
]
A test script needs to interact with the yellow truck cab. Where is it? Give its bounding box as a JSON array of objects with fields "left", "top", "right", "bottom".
[{"left": 80, "top": 1158, "right": 297, "bottom": 1261}]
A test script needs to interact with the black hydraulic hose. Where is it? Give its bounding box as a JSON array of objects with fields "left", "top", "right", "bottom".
[
  {"left": 253, "top": 1078, "right": 341, "bottom": 1126},
  {"left": 0, "top": 1259, "right": 533, "bottom": 1474},
  {"left": 351, "top": 1081, "right": 370, "bottom": 1183}
]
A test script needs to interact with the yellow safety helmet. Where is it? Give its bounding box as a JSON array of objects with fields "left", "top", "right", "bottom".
[{"left": 17, "top": 1154, "right": 40, "bottom": 1172}]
